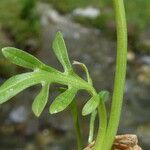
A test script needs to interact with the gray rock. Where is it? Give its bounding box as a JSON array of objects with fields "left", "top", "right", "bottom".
[
  {"left": 72, "top": 7, "right": 100, "bottom": 18},
  {"left": 9, "top": 106, "right": 29, "bottom": 123}
]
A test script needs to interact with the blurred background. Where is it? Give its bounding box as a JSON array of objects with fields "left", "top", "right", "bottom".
[{"left": 0, "top": 0, "right": 150, "bottom": 149}]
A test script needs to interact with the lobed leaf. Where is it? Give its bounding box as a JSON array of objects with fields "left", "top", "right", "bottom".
[
  {"left": 52, "top": 31, "right": 72, "bottom": 73},
  {"left": 32, "top": 83, "right": 50, "bottom": 117},
  {"left": 82, "top": 94, "right": 99, "bottom": 116},
  {"left": 50, "top": 87, "right": 77, "bottom": 114},
  {"left": 2, "top": 47, "right": 44, "bottom": 70},
  {"left": 0, "top": 72, "right": 49, "bottom": 104}
]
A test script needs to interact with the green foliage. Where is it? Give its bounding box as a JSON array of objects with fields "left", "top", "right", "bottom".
[
  {"left": 0, "top": 32, "right": 106, "bottom": 119},
  {"left": 2, "top": 47, "right": 44, "bottom": 70},
  {"left": 32, "top": 83, "right": 50, "bottom": 117},
  {"left": 0, "top": 72, "right": 43, "bottom": 104},
  {"left": 53, "top": 32, "right": 72, "bottom": 73},
  {"left": 50, "top": 87, "right": 77, "bottom": 114},
  {"left": 82, "top": 94, "right": 99, "bottom": 116},
  {"left": 0, "top": 0, "right": 128, "bottom": 149},
  {"left": 0, "top": 33, "right": 111, "bottom": 150},
  {"left": 0, "top": 1, "right": 128, "bottom": 146}
]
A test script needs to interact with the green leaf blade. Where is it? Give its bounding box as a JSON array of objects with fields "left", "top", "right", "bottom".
[
  {"left": 52, "top": 31, "right": 72, "bottom": 73},
  {"left": 0, "top": 72, "right": 46, "bottom": 104},
  {"left": 50, "top": 87, "right": 77, "bottom": 114},
  {"left": 2, "top": 47, "right": 44, "bottom": 70},
  {"left": 82, "top": 94, "right": 99, "bottom": 116},
  {"left": 32, "top": 83, "right": 50, "bottom": 117}
]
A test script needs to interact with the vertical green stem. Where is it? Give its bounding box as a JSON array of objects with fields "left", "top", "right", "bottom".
[
  {"left": 102, "top": 0, "right": 127, "bottom": 149},
  {"left": 94, "top": 101, "right": 107, "bottom": 150},
  {"left": 71, "top": 100, "right": 83, "bottom": 150},
  {"left": 88, "top": 110, "right": 97, "bottom": 143}
]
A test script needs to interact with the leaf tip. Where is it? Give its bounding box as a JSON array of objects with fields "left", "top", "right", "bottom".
[
  {"left": 82, "top": 104, "right": 91, "bottom": 116},
  {"left": 82, "top": 108, "right": 89, "bottom": 116},
  {"left": 49, "top": 107, "right": 58, "bottom": 114},
  {"left": 32, "top": 107, "right": 40, "bottom": 117},
  {"left": 33, "top": 112, "right": 40, "bottom": 117},
  {"left": 2, "top": 46, "right": 12, "bottom": 52},
  {"left": 82, "top": 95, "right": 99, "bottom": 116},
  {"left": 2, "top": 47, "right": 14, "bottom": 58},
  {"left": 56, "top": 31, "right": 63, "bottom": 37},
  {"left": 2, "top": 47, "right": 8, "bottom": 55}
]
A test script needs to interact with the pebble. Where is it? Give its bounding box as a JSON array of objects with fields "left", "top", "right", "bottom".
[
  {"left": 73, "top": 7, "right": 100, "bottom": 18},
  {"left": 84, "top": 134, "right": 142, "bottom": 150},
  {"left": 127, "top": 51, "right": 136, "bottom": 62}
]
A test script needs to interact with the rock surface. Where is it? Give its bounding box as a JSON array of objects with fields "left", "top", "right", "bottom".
[{"left": 72, "top": 7, "right": 100, "bottom": 18}]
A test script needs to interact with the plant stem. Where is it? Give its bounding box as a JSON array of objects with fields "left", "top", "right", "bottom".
[
  {"left": 94, "top": 100, "right": 107, "bottom": 150},
  {"left": 102, "top": 0, "right": 127, "bottom": 149},
  {"left": 88, "top": 110, "right": 97, "bottom": 143},
  {"left": 71, "top": 100, "right": 83, "bottom": 150}
]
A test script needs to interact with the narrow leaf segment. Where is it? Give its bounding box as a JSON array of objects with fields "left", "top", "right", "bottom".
[
  {"left": 50, "top": 87, "right": 77, "bottom": 114},
  {"left": 82, "top": 94, "right": 99, "bottom": 116},
  {"left": 52, "top": 31, "right": 72, "bottom": 73},
  {"left": 2, "top": 47, "right": 44, "bottom": 70},
  {"left": 32, "top": 83, "right": 50, "bottom": 117},
  {"left": 0, "top": 72, "right": 44, "bottom": 104}
]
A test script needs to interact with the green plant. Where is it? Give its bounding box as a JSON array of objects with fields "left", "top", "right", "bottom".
[{"left": 0, "top": 0, "right": 127, "bottom": 149}]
